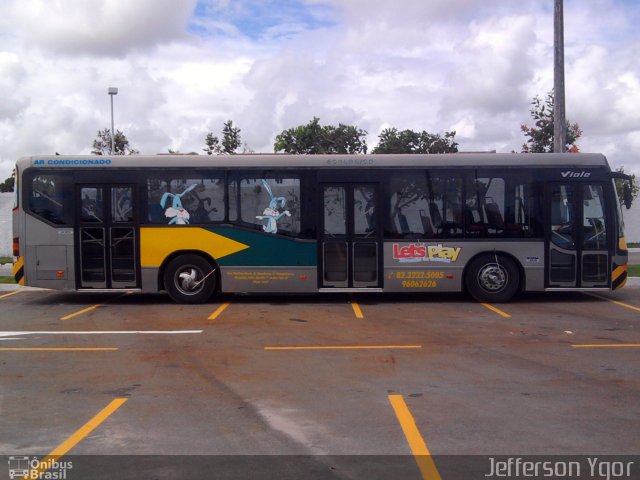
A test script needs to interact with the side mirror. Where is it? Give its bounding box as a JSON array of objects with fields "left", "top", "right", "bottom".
[{"left": 624, "top": 182, "right": 632, "bottom": 210}]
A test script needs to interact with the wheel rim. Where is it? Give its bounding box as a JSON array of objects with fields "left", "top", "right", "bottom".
[
  {"left": 173, "top": 265, "right": 206, "bottom": 296},
  {"left": 477, "top": 263, "right": 508, "bottom": 293}
]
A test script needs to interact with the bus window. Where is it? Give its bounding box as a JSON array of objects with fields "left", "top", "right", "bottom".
[
  {"left": 388, "top": 171, "right": 463, "bottom": 239},
  {"left": 236, "top": 177, "right": 301, "bottom": 235},
  {"left": 389, "top": 171, "right": 431, "bottom": 238},
  {"left": 147, "top": 176, "right": 225, "bottom": 224},
  {"left": 28, "top": 174, "right": 72, "bottom": 225},
  {"left": 429, "top": 173, "right": 463, "bottom": 238},
  {"left": 463, "top": 172, "right": 543, "bottom": 239},
  {"left": 582, "top": 184, "right": 607, "bottom": 251}
]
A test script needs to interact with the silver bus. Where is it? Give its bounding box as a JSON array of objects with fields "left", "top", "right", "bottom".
[{"left": 11, "top": 153, "right": 632, "bottom": 303}]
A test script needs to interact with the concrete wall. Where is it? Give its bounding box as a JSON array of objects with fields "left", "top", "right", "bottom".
[{"left": 0, "top": 193, "right": 13, "bottom": 256}]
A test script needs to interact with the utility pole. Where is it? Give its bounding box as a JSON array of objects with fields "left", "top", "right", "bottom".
[{"left": 553, "top": 0, "right": 566, "bottom": 153}]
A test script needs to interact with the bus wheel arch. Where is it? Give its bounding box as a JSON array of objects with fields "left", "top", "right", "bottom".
[
  {"left": 159, "top": 251, "right": 220, "bottom": 304},
  {"left": 463, "top": 251, "right": 524, "bottom": 303}
]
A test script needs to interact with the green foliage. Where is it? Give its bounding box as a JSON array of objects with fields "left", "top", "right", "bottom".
[
  {"left": 204, "top": 120, "right": 242, "bottom": 155},
  {"left": 274, "top": 117, "right": 368, "bottom": 154},
  {"left": 91, "top": 129, "right": 139, "bottom": 155},
  {"left": 203, "top": 133, "right": 220, "bottom": 155},
  {"left": 373, "top": 128, "right": 458, "bottom": 154},
  {"left": 0, "top": 256, "right": 12, "bottom": 264},
  {"left": 627, "top": 265, "right": 640, "bottom": 276},
  {"left": 222, "top": 120, "right": 241, "bottom": 154},
  {"left": 0, "top": 173, "right": 15, "bottom": 192},
  {"left": 521, "top": 91, "right": 582, "bottom": 153},
  {"left": 614, "top": 166, "right": 639, "bottom": 206}
]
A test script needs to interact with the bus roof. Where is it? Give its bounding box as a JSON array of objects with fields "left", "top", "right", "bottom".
[{"left": 15, "top": 152, "right": 611, "bottom": 170}]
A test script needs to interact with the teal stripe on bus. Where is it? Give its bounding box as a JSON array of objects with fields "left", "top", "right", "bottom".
[{"left": 209, "top": 227, "right": 317, "bottom": 267}]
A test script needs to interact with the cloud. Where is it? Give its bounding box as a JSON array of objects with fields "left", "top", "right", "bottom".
[
  {"left": 4, "top": 0, "right": 196, "bottom": 56},
  {"left": 0, "top": 0, "right": 640, "bottom": 181}
]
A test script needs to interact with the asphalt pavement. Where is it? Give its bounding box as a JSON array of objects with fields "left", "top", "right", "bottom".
[{"left": 1, "top": 287, "right": 639, "bottom": 479}]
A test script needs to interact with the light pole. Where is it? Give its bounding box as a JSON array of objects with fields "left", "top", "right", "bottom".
[
  {"left": 108, "top": 87, "right": 118, "bottom": 154},
  {"left": 553, "top": 0, "right": 566, "bottom": 153}
]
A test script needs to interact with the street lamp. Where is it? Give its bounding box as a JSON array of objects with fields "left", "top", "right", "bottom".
[{"left": 108, "top": 87, "right": 118, "bottom": 154}]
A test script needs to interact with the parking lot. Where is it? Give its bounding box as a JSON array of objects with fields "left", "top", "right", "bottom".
[{"left": 1, "top": 284, "right": 639, "bottom": 479}]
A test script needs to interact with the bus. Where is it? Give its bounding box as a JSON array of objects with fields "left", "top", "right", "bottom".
[{"left": 11, "top": 153, "right": 633, "bottom": 303}]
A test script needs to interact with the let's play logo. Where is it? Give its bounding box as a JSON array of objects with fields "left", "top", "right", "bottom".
[{"left": 392, "top": 243, "right": 461, "bottom": 263}]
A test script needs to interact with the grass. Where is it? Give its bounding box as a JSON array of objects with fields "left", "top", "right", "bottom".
[
  {"left": 628, "top": 264, "right": 640, "bottom": 277},
  {"left": 0, "top": 276, "right": 15, "bottom": 284},
  {"left": 0, "top": 256, "right": 11, "bottom": 265}
]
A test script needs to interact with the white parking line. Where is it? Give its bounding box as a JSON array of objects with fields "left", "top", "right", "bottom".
[{"left": 0, "top": 330, "right": 203, "bottom": 338}]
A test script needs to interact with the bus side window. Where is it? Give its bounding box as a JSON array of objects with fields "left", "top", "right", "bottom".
[
  {"left": 238, "top": 177, "right": 301, "bottom": 235},
  {"left": 29, "top": 174, "right": 72, "bottom": 225},
  {"left": 388, "top": 172, "right": 433, "bottom": 239},
  {"left": 147, "top": 177, "right": 225, "bottom": 225}
]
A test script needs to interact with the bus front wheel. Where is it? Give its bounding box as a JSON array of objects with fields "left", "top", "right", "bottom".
[
  {"left": 163, "top": 254, "right": 216, "bottom": 304},
  {"left": 465, "top": 254, "right": 519, "bottom": 303}
]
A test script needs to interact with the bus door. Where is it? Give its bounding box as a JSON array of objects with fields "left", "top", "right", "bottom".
[
  {"left": 76, "top": 185, "right": 139, "bottom": 289},
  {"left": 320, "top": 183, "right": 382, "bottom": 289},
  {"left": 546, "top": 182, "right": 610, "bottom": 288}
]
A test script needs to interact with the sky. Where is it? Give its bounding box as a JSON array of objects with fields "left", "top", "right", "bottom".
[{"left": 0, "top": 0, "right": 639, "bottom": 180}]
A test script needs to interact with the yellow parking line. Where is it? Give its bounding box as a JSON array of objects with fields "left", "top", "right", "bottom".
[
  {"left": 60, "top": 293, "right": 131, "bottom": 321},
  {"left": 208, "top": 302, "right": 230, "bottom": 320},
  {"left": 481, "top": 303, "right": 511, "bottom": 318},
  {"left": 388, "top": 394, "right": 442, "bottom": 480},
  {"left": 572, "top": 344, "right": 640, "bottom": 348},
  {"left": 25, "top": 398, "right": 127, "bottom": 479},
  {"left": 0, "top": 347, "right": 118, "bottom": 351},
  {"left": 351, "top": 301, "right": 364, "bottom": 319},
  {"left": 0, "top": 290, "right": 21, "bottom": 300},
  {"left": 265, "top": 345, "right": 422, "bottom": 350},
  {"left": 60, "top": 304, "right": 103, "bottom": 321},
  {"left": 585, "top": 292, "right": 640, "bottom": 313}
]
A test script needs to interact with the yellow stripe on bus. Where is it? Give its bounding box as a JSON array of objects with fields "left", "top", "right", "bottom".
[
  {"left": 612, "top": 264, "right": 628, "bottom": 290},
  {"left": 612, "top": 265, "right": 627, "bottom": 282},
  {"left": 619, "top": 237, "right": 628, "bottom": 251},
  {"left": 13, "top": 256, "right": 25, "bottom": 286},
  {"left": 140, "top": 227, "right": 249, "bottom": 268}
]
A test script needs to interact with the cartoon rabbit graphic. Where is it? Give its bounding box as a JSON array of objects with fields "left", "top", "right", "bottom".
[
  {"left": 161, "top": 183, "right": 197, "bottom": 224},
  {"left": 256, "top": 180, "right": 290, "bottom": 234}
]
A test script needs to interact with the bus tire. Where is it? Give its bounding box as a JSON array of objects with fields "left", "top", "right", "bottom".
[
  {"left": 163, "top": 254, "right": 216, "bottom": 304},
  {"left": 465, "top": 254, "right": 519, "bottom": 303}
]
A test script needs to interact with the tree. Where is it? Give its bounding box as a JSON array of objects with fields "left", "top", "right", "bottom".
[
  {"left": 91, "top": 129, "right": 139, "bottom": 155},
  {"left": 204, "top": 120, "right": 242, "bottom": 155},
  {"left": 274, "top": 117, "right": 368, "bottom": 154},
  {"left": 221, "top": 120, "right": 241, "bottom": 154},
  {"left": 0, "top": 172, "right": 15, "bottom": 192},
  {"left": 372, "top": 128, "right": 458, "bottom": 154},
  {"left": 203, "top": 133, "right": 221, "bottom": 155},
  {"left": 521, "top": 91, "right": 582, "bottom": 153},
  {"left": 614, "top": 166, "right": 639, "bottom": 207}
]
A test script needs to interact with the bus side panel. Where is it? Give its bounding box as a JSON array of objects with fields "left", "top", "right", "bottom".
[
  {"left": 23, "top": 214, "right": 75, "bottom": 290},
  {"left": 213, "top": 227, "right": 317, "bottom": 293},
  {"left": 383, "top": 241, "right": 545, "bottom": 292},
  {"left": 220, "top": 267, "right": 318, "bottom": 293},
  {"left": 139, "top": 226, "right": 318, "bottom": 294}
]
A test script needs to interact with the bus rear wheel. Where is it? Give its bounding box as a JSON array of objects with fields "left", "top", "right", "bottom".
[
  {"left": 465, "top": 254, "right": 519, "bottom": 303},
  {"left": 163, "top": 254, "right": 216, "bottom": 304}
]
